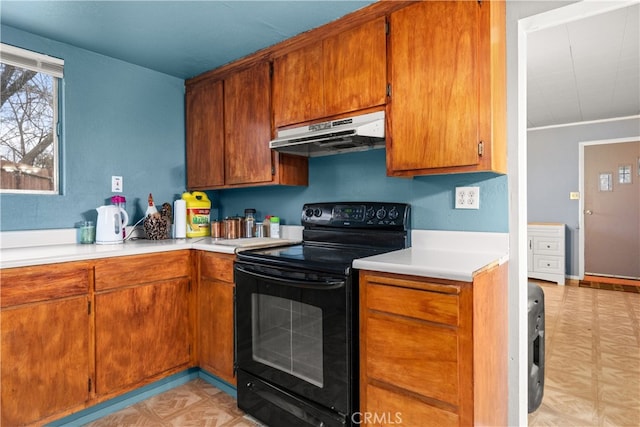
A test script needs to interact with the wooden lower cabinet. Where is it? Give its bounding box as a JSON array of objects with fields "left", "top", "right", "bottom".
[
  {"left": 93, "top": 252, "right": 193, "bottom": 396},
  {"left": 197, "top": 251, "right": 236, "bottom": 385},
  {"left": 0, "top": 249, "right": 243, "bottom": 424},
  {"left": 1, "top": 262, "right": 91, "bottom": 426},
  {"left": 359, "top": 263, "right": 508, "bottom": 426}
]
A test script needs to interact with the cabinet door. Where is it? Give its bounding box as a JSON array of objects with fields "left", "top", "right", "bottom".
[
  {"left": 186, "top": 79, "right": 225, "bottom": 188},
  {"left": 198, "top": 251, "right": 235, "bottom": 384},
  {"left": 224, "top": 62, "right": 273, "bottom": 185},
  {"left": 1, "top": 297, "right": 90, "bottom": 426},
  {"left": 198, "top": 277, "right": 235, "bottom": 384},
  {"left": 388, "top": 1, "right": 480, "bottom": 173},
  {"left": 95, "top": 278, "right": 191, "bottom": 395},
  {"left": 323, "top": 16, "right": 387, "bottom": 117},
  {"left": 273, "top": 17, "right": 386, "bottom": 128},
  {"left": 273, "top": 43, "right": 324, "bottom": 128}
]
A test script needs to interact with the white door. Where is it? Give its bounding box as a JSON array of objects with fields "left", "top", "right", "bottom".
[{"left": 584, "top": 141, "right": 640, "bottom": 279}]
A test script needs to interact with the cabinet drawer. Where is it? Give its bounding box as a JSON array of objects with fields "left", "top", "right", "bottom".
[
  {"left": 528, "top": 224, "right": 564, "bottom": 238},
  {"left": 200, "top": 251, "right": 235, "bottom": 283},
  {"left": 532, "top": 255, "right": 564, "bottom": 274},
  {"left": 533, "top": 237, "right": 563, "bottom": 256},
  {"left": 363, "top": 383, "right": 458, "bottom": 427},
  {"left": 1, "top": 262, "right": 90, "bottom": 308},
  {"left": 366, "top": 282, "right": 459, "bottom": 326},
  {"left": 364, "top": 313, "right": 458, "bottom": 406},
  {"left": 95, "top": 251, "right": 190, "bottom": 291}
]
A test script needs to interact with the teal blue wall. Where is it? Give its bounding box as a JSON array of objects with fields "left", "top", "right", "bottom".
[
  {"left": 1, "top": 26, "right": 508, "bottom": 233},
  {"left": 214, "top": 149, "right": 508, "bottom": 232},
  {"left": 0, "top": 25, "right": 186, "bottom": 231}
]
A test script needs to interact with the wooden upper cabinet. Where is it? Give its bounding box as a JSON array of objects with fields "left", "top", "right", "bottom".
[
  {"left": 323, "top": 16, "right": 387, "bottom": 118},
  {"left": 186, "top": 61, "right": 308, "bottom": 189},
  {"left": 273, "top": 17, "right": 387, "bottom": 128},
  {"left": 273, "top": 43, "right": 324, "bottom": 127},
  {"left": 186, "top": 79, "right": 224, "bottom": 189},
  {"left": 224, "top": 62, "right": 274, "bottom": 185},
  {"left": 387, "top": 0, "right": 506, "bottom": 176}
]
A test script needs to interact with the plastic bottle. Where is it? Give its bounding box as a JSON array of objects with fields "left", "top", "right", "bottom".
[
  {"left": 270, "top": 216, "right": 280, "bottom": 239},
  {"left": 181, "top": 192, "right": 211, "bottom": 237}
]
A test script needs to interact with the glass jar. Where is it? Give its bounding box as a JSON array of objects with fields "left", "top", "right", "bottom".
[{"left": 244, "top": 208, "right": 256, "bottom": 238}]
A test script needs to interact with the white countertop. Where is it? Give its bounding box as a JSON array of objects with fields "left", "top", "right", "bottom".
[
  {"left": 0, "top": 227, "right": 303, "bottom": 269},
  {"left": 1, "top": 228, "right": 508, "bottom": 281},
  {"left": 353, "top": 230, "right": 509, "bottom": 282}
]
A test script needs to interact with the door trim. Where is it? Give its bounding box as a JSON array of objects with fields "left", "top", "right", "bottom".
[{"left": 578, "top": 136, "right": 640, "bottom": 280}]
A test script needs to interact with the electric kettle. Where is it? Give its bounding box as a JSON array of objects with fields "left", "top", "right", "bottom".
[{"left": 95, "top": 205, "right": 129, "bottom": 244}]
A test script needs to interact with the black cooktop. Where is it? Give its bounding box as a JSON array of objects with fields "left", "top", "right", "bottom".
[
  {"left": 236, "top": 242, "right": 394, "bottom": 275},
  {"left": 236, "top": 202, "right": 410, "bottom": 276}
]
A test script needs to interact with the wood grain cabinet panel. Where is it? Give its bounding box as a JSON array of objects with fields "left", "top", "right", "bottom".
[
  {"left": 386, "top": 0, "right": 506, "bottom": 176},
  {"left": 1, "top": 263, "right": 91, "bottom": 426},
  {"left": 360, "top": 263, "right": 508, "bottom": 426},
  {"left": 272, "top": 42, "right": 324, "bottom": 127},
  {"left": 224, "top": 62, "right": 274, "bottom": 185},
  {"left": 186, "top": 79, "right": 225, "bottom": 189},
  {"left": 273, "top": 17, "right": 387, "bottom": 128},
  {"left": 197, "top": 251, "right": 236, "bottom": 385},
  {"left": 93, "top": 252, "right": 192, "bottom": 396},
  {"left": 94, "top": 278, "right": 191, "bottom": 395},
  {"left": 186, "top": 62, "right": 308, "bottom": 190}
]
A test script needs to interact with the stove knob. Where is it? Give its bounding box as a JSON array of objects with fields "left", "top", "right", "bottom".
[
  {"left": 304, "top": 208, "right": 314, "bottom": 218},
  {"left": 376, "top": 208, "right": 387, "bottom": 220},
  {"left": 313, "top": 208, "right": 322, "bottom": 217},
  {"left": 366, "top": 207, "right": 376, "bottom": 220},
  {"left": 388, "top": 207, "right": 399, "bottom": 220}
]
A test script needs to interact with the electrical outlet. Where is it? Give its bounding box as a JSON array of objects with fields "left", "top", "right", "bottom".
[
  {"left": 455, "top": 186, "right": 480, "bottom": 209},
  {"left": 569, "top": 192, "right": 580, "bottom": 200},
  {"left": 112, "top": 176, "right": 123, "bottom": 193}
]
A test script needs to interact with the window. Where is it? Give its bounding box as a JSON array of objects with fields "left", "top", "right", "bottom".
[
  {"left": 1, "top": 43, "right": 63, "bottom": 194},
  {"left": 618, "top": 164, "right": 632, "bottom": 184}
]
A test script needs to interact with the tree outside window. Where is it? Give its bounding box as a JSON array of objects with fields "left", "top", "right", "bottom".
[{"left": 1, "top": 44, "right": 62, "bottom": 194}]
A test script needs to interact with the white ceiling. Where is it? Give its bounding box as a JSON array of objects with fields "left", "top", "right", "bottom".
[
  {"left": 1, "top": 1, "right": 638, "bottom": 129},
  {"left": 527, "top": 2, "right": 640, "bottom": 128}
]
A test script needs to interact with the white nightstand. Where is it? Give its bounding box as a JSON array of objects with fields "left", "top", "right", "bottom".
[{"left": 527, "top": 223, "right": 565, "bottom": 285}]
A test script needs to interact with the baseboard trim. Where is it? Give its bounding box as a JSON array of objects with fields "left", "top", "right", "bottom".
[{"left": 584, "top": 275, "right": 640, "bottom": 287}]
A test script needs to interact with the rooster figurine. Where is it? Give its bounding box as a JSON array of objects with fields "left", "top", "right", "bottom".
[{"left": 143, "top": 193, "right": 170, "bottom": 239}]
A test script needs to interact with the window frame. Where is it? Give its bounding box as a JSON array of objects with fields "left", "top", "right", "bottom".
[{"left": 0, "top": 43, "right": 63, "bottom": 195}]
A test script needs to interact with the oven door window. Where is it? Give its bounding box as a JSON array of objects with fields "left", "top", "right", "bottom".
[
  {"left": 235, "top": 262, "right": 353, "bottom": 415},
  {"left": 252, "top": 294, "right": 323, "bottom": 387}
]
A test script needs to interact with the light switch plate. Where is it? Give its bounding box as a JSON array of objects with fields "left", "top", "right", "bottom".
[
  {"left": 570, "top": 192, "right": 580, "bottom": 200},
  {"left": 455, "top": 186, "right": 480, "bottom": 209},
  {"left": 112, "top": 176, "right": 123, "bottom": 192}
]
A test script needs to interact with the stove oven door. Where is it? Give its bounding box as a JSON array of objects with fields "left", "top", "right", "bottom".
[{"left": 234, "top": 261, "right": 355, "bottom": 426}]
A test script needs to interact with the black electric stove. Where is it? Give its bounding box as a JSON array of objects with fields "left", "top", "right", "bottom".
[{"left": 234, "top": 202, "right": 410, "bottom": 427}]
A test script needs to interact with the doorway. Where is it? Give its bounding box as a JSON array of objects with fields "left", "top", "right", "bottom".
[
  {"left": 579, "top": 138, "right": 640, "bottom": 281},
  {"left": 516, "top": 1, "right": 640, "bottom": 425}
]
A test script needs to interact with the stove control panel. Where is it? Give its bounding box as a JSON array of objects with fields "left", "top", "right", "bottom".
[{"left": 302, "top": 202, "right": 410, "bottom": 229}]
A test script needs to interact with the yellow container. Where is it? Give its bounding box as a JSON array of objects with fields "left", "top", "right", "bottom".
[{"left": 181, "top": 191, "right": 211, "bottom": 237}]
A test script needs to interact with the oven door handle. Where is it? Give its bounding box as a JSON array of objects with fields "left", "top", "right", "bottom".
[{"left": 235, "top": 265, "right": 346, "bottom": 290}]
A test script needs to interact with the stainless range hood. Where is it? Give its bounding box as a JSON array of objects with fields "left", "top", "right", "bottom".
[{"left": 270, "top": 111, "right": 385, "bottom": 157}]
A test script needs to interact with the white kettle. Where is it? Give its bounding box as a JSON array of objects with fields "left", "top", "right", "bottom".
[{"left": 96, "top": 205, "right": 129, "bottom": 244}]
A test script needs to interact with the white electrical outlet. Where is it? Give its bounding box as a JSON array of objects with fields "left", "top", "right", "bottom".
[
  {"left": 111, "top": 176, "right": 123, "bottom": 193},
  {"left": 455, "top": 186, "right": 480, "bottom": 209}
]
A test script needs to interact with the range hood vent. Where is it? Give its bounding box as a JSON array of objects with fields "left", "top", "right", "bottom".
[{"left": 270, "top": 111, "right": 385, "bottom": 157}]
